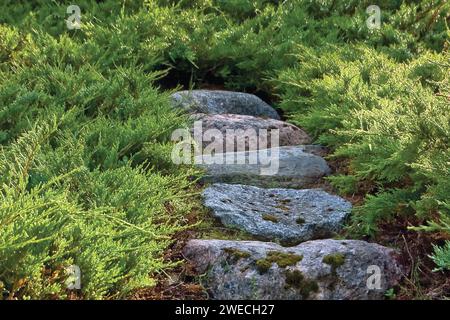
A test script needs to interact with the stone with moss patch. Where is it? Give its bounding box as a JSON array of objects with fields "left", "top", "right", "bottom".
[
  {"left": 262, "top": 214, "right": 279, "bottom": 223},
  {"left": 184, "top": 239, "right": 404, "bottom": 300},
  {"left": 256, "top": 259, "right": 272, "bottom": 274},
  {"left": 202, "top": 184, "right": 351, "bottom": 245},
  {"left": 285, "top": 270, "right": 319, "bottom": 299},
  {"left": 256, "top": 251, "right": 303, "bottom": 274},
  {"left": 223, "top": 248, "right": 251, "bottom": 262},
  {"left": 275, "top": 205, "right": 290, "bottom": 211},
  {"left": 322, "top": 253, "right": 345, "bottom": 278},
  {"left": 322, "top": 253, "right": 345, "bottom": 270}
]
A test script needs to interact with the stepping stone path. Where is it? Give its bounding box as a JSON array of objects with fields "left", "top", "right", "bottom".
[
  {"left": 203, "top": 183, "right": 351, "bottom": 245},
  {"left": 171, "top": 90, "right": 404, "bottom": 300}
]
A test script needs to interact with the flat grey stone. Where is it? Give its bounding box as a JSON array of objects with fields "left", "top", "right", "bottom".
[
  {"left": 195, "top": 146, "right": 331, "bottom": 188},
  {"left": 183, "top": 239, "right": 404, "bottom": 300},
  {"left": 190, "top": 113, "right": 311, "bottom": 151},
  {"left": 171, "top": 90, "right": 280, "bottom": 119},
  {"left": 203, "top": 183, "right": 351, "bottom": 245}
]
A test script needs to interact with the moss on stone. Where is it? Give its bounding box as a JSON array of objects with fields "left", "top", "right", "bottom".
[
  {"left": 239, "top": 266, "right": 249, "bottom": 273},
  {"left": 262, "top": 214, "right": 279, "bottom": 223},
  {"left": 223, "top": 248, "right": 251, "bottom": 262},
  {"left": 256, "top": 259, "right": 272, "bottom": 274},
  {"left": 285, "top": 270, "right": 319, "bottom": 299},
  {"left": 322, "top": 253, "right": 345, "bottom": 269},
  {"left": 275, "top": 205, "right": 290, "bottom": 211},
  {"left": 256, "top": 251, "right": 303, "bottom": 274},
  {"left": 268, "top": 251, "right": 303, "bottom": 267},
  {"left": 285, "top": 270, "right": 304, "bottom": 288},
  {"left": 296, "top": 217, "right": 305, "bottom": 224}
]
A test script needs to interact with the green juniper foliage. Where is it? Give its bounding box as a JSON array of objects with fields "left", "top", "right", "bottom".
[
  {"left": 0, "top": 1, "right": 198, "bottom": 299},
  {"left": 0, "top": 0, "right": 449, "bottom": 299}
]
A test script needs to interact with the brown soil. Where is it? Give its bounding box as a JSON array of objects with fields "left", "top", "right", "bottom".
[{"left": 375, "top": 217, "right": 450, "bottom": 300}]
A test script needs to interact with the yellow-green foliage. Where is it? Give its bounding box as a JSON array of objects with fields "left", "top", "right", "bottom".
[
  {"left": 0, "top": 1, "right": 199, "bottom": 299},
  {"left": 279, "top": 47, "right": 449, "bottom": 269},
  {"left": 0, "top": 120, "right": 197, "bottom": 299}
]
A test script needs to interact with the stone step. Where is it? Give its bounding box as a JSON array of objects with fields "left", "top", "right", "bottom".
[
  {"left": 203, "top": 183, "right": 351, "bottom": 245},
  {"left": 171, "top": 90, "right": 280, "bottom": 119},
  {"left": 196, "top": 146, "right": 331, "bottom": 188},
  {"left": 190, "top": 113, "right": 311, "bottom": 151},
  {"left": 183, "top": 239, "right": 404, "bottom": 300}
]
